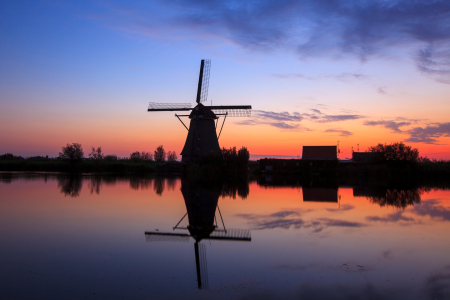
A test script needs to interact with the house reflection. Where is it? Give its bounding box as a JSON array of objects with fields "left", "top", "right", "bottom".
[
  {"left": 302, "top": 187, "right": 338, "bottom": 203},
  {"left": 145, "top": 178, "right": 251, "bottom": 289}
]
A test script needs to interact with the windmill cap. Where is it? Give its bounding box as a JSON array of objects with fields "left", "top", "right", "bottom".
[{"left": 189, "top": 103, "right": 217, "bottom": 119}]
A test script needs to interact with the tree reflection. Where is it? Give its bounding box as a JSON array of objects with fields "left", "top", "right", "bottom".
[
  {"left": 89, "top": 177, "right": 102, "bottom": 194},
  {"left": 57, "top": 175, "right": 82, "bottom": 197},
  {"left": 367, "top": 188, "right": 423, "bottom": 209},
  {"left": 129, "top": 178, "right": 152, "bottom": 191},
  {"left": 154, "top": 177, "right": 165, "bottom": 196}
]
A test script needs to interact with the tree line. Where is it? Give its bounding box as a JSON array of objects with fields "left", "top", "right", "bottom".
[{"left": 57, "top": 143, "right": 178, "bottom": 163}]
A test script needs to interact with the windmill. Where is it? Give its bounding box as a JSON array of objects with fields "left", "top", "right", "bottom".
[
  {"left": 145, "top": 179, "right": 251, "bottom": 289},
  {"left": 147, "top": 59, "right": 252, "bottom": 162}
]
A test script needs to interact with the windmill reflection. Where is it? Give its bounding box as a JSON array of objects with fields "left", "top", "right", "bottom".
[{"left": 145, "top": 179, "right": 251, "bottom": 289}]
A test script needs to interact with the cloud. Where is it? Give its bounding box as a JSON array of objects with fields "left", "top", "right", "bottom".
[
  {"left": 237, "top": 110, "right": 304, "bottom": 130},
  {"left": 318, "top": 115, "right": 363, "bottom": 122},
  {"left": 326, "top": 204, "right": 354, "bottom": 212},
  {"left": 377, "top": 86, "right": 387, "bottom": 94},
  {"left": 103, "top": 1, "right": 450, "bottom": 83},
  {"left": 363, "top": 120, "right": 411, "bottom": 133},
  {"left": 236, "top": 210, "right": 365, "bottom": 231},
  {"left": 366, "top": 211, "right": 415, "bottom": 223},
  {"left": 273, "top": 72, "right": 368, "bottom": 82},
  {"left": 325, "top": 129, "right": 353, "bottom": 136},
  {"left": 416, "top": 42, "right": 450, "bottom": 84},
  {"left": 405, "top": 122, "right": 450, "bottom": 144},
  {"left": 237, "top": 108, "right": 362, "bottom": 130},
  {"left": 411, "top": 199, "right": 450, "bottom": 221}
]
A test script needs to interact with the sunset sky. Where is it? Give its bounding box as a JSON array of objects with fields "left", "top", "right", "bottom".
[{"left": 1, "top": 0, "right": 450, "bottom": 159}]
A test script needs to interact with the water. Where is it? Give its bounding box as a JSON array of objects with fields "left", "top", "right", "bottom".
[{"left": 1, "top": 173, "right": 450, "bottom": 299}]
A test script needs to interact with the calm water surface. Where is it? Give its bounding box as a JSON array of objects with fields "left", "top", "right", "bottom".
[{"left": 1, "top": 173, "right": 450, "bottom": 299}]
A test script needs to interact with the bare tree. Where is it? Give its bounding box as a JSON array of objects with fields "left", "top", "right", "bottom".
[
  {"left": 154, "top": 145, "right": 166, "bottom": 162},
  {"left": 167, "top": 151, "right": 177, "bottom": 162},
  {"left": 89, "top": 147, "right": 103, "bottom": 160}
]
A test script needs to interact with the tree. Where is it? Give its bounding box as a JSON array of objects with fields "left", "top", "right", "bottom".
[
  {"left": 167, "top": 151, "right": 177, "bottom": 162},
  {"left": 130, "top": 151, "right": 141, "bottom": 162},
  {"left": 141, "top": 152, "right": 153, "bottom": 161},
  {"left": 368, "top": 142, "right": 419, "bottom": 162},
  {"left": 89, "top": 147, "right": 103, "bottom": 160},
  {"left": 238, "top": 146, "right": 250, "bottom": 164},
  {"left": 154, "top": 145, "right": 166, "bottom": 162},
  {"left": 59, "top": 143, "right": 84, "bottom": 162}
]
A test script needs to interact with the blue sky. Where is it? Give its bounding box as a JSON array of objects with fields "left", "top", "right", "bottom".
[{"left": 1, "top": 0, "right": 450, "bottom": 158}]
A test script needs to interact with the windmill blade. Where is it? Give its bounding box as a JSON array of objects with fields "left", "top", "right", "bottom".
[
  {"left": 207, "top": 105, "right": 252, "bottom": 117},
  {"left": 196, "top": 59, "right": 211, "bottom": 104},
  {"left": 208, "top": 228, "right": 251, "bottom": 241},
  {"left": 145, "top": 231, "right": 190, "bottom": 242},
  {"left": 148, "top": 102, "right": 193, "bottom": 111}
]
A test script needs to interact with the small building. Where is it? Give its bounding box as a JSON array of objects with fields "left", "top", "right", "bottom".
[{"left": 302, "top": 146, "right": 337, "bottom": 160}]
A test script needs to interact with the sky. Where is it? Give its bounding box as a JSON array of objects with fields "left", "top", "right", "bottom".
[{"left": 1, "top": 0, "right": 450, "bottom": 159}]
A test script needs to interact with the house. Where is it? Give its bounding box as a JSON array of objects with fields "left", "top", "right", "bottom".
[{"left": 302, "top": 146, "right": 337, "bottom": 160}]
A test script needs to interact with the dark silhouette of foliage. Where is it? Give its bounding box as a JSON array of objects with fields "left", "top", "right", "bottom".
[
  {"left": 222, "top": 146, "right": 250, "bottom": 166},
  {"left": 167, "top": 151, "right": 177, "bottom": 162},
  {"left": 368, "top": 188, "right": 422, "bottom": 209},
  {"left": 238, "top": 147, "right": 250, "bottom": 164},
  {"left": 141, "top": 152, "right": 153, "bottom": 161},
  {"left": 57, "top": 175, "right": 82, "bottom": 197},
  {"left": 0, "top": 153, "right": 24, "bottom": 160},
  {"left": 103, "top": 155, "right": 118, "bottom": 161},
  {"left": 368, "top": 142, "right": 419, "bottom": 162},
  {"left": 154, "top": 177, "right": 165, "bottom": 195},
  {"left": 130, "top": 151, "right": 153, "bottom": 162},
  {"left": 59, "top": 143, "right": 84, "bottom": 162},
  {"left": 89, "top": 147, "right": 103, "bottom": 160},
  {"left": 130, "top": 151, "right": 141, "bottom": 162},
  {"left": 154, "top": 145, "right": 166, "bottom": 162}
]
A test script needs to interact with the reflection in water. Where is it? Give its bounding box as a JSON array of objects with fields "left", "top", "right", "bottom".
[
  {"left": 57, "top": 175, "right": 82, "bottom": 197},
  {"left": 145, "top": 179, "right": 251, "bottom": 289},
  {"left": 153, "top": 177, "right": 165, "bottom": 196},
  {"left": 303, "top": 187, "right": 338, "bottom": 202},
  {"left": 354, "top": 187, "right": 424, "bottom": 209}
]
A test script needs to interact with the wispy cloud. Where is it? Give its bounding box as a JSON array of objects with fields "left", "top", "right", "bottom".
[
  {"left": 236, "top": 210, "right": 365, "bottom": 231},
  {"left": 366, "top": 211, "right": 415, "bottom": 223},
  {"left": 363, "top": 120, "right": 411, "bottom": 133},
  {"left": 325, "top": 129, "right": 353, "bottom": 136},
  {"left": 238, "top": 108, "right": 363, "bottom": 130},
  {"left": 272, "top": 72, "right": 368, "bottom": 82}
]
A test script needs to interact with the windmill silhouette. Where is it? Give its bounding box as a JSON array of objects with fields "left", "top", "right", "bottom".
[
  {"left": 147, "top": 60, "right": 252, "bottom": 162},
  {"left": 145, "top": 179, "right": 251, "bottom": 289}
]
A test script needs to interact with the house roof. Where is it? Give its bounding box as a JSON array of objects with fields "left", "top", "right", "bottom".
[{"left": 302, "top": 146, "right": 337, "bottom": 160}]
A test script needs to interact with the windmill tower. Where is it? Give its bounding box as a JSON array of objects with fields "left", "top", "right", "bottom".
[
  {"left": 147, "top": 60, "right": 252, "bottom": 162},
  {"left": 145, "top": 179, "right": 251, "bottom": 289}
]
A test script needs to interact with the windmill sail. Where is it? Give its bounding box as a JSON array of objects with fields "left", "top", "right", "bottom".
[
  {"left": 196, "top": 59, "right": 211, "bottom": 104},
  {"left": 148, "top": 102, "right": 192, "bottom": 111},
  {"left": 145, "top": 232, "right": 190, "bottom": 242}
]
